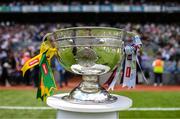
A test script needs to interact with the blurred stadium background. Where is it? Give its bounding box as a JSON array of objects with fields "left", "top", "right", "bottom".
[{"left": 0, "top": 0, "right": 180, "bottom": 119}]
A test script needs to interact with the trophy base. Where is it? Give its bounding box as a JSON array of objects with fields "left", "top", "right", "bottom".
[
  {"left": 62, "top": 88, "right": 117, "bottom": 105},
  {"left": 61, "top": 75, "right": 117, "bottom": 104},
  {"left": 62, "top": 95, "right": 117, "bottom": 105}
]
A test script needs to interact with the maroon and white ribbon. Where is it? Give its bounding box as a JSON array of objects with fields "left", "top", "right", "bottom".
[
  {"left": 122, "top": 35, "right": 144, "bottom": 88},
  {"left": 107, "top": 34, "right": 145, "bottom": 90},
  {"left": 122, "top": 45, "right": 137, "bottom": 88}
]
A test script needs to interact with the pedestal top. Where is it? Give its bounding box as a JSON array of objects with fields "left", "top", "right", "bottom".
[{"left": 47, "top": 93, "right": 132, "bottom": 113}]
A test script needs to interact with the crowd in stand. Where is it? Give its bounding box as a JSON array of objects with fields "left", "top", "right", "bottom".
[
  {"left": 0, "top": 0, "right": 180, "bottom": 6},
  {"left": 0, "top": 22, "right": 179, "bottom": 86}
]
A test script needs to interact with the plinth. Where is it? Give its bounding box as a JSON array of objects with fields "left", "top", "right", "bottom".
[{"left": 47, "top": 93, "right": 132, "bottom": 119}]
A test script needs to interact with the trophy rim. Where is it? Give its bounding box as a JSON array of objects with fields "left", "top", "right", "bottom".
[
  {"left": 43, "top": 26, "right": 138, "bottom": 42},
  {"left": 43, "top": 26, "right": 126, "bottom": 42},
  {"left": 53, "top": 26, "right": 137, "bottom": 37},
  {"left": 54, "top": 26, "right": 125, "bottom": 33}
]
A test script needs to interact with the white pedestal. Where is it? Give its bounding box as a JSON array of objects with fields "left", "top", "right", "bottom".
[{"left": 47, "top": 93, "right": 132, "bottom": 119}]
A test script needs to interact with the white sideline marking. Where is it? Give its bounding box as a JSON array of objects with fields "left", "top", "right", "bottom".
[{"left": 0, "top": 106, "right": 180, "bottom": 111}]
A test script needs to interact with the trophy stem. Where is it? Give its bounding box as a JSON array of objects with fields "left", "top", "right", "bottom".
[
  {"left": 79, "top": 75, "right": 100, "bottom": 93},
  {"left": 62, "top": 75, "right": 117, "bottom": 104}
]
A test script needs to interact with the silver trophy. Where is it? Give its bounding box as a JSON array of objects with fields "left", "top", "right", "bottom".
[{"left": 44, "top": 27, "right": 137, "bottom": 104}]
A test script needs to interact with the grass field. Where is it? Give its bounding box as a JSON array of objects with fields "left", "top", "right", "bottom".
[{"left": 0, "top": 90, "right": 180, "bottom": 119}]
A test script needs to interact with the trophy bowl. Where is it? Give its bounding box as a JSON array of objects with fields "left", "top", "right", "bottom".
[{"left": 45, "top": 27, "right": 126, "bottom": 104}]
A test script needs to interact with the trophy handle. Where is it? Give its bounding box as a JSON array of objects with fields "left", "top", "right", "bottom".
[
  {"left": 39, "top": 33, "right": 58, "bottom": 64},
  {"left": 40, "top": 33, "right": 56, "bottom": 53}
]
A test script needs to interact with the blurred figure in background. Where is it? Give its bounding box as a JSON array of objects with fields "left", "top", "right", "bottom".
[
  {"left": 7, "top": 50, "right": 17, "bottom": 85},
  {"left": 14, "top": 52, "right": 23, "bottom": 85},
  {"left": 0, "top": 61, "right": 2, "bottom": 85},
  {"left": 152, "top": 52, "right": 164, "bottom": 86},
  {"left": 1, "top": 61, "right": 11, "bottom": 86},
  {"left": 31, "top": 50, "right": 40, "bottom": 87},
  {"left": 0, "top": 61, "right": 2, "bottom": 74},
  {"left": 55, "top": 58, "right": 67, "bottom": 88},
  {"left": 0, "top": 48, "right": 10, "bottom": 86},
  {"left": 21, "top": 51, "right": 31, "bottom": 85}
]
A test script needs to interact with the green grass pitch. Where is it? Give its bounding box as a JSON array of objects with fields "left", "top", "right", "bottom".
[{"left": 0, "top": 90, "right": 180, "bottom": 119}]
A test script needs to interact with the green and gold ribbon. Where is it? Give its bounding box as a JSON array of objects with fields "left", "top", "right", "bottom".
[
  {"left": 36, "top": 52, "right": 57, "bottom": 101},
  {"left": 21, "top": 34, "right": 57, "bottom": 101}
]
